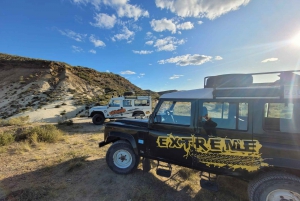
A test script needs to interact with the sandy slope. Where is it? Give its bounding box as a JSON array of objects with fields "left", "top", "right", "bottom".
[{"left": 12, "top": 95, "right": 87, "bottom": 123}]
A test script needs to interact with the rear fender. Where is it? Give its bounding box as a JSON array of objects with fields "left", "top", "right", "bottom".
[{"left": 107, "top": 131, "right": 138, "bottom": 155}]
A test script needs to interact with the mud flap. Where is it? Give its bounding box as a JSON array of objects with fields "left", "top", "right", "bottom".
[{"left": 142, "top": 158, "right": 151, "bottom": 172}]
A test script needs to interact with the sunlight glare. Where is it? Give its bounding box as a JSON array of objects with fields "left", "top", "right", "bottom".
[{"left": 291, "top": 31, "right": 300, "bottom": 47}]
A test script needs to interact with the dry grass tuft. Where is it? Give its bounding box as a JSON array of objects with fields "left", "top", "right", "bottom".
[
  {"left": 6, "top": 116, "right": 30, "bottom": 126},
  {"left": 4, "top": 186, "right": 54, "bottom": 201},
  {"left": 24, "top": 125, "right": 64, "bottom": 143},
  {"left": 66, "top": 156, "right": 87, "bottom": 173},
  {"left": 0, "top": 131, "right": 15, "bottom": 146}
]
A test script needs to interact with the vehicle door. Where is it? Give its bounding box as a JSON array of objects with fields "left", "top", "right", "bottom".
[
  {"left": 252, "top": 100, "right": 300, "bottom": 170},
  {"left": 122, "top": 99, "right": 133, "bottom": 118},
  {"left": 193, "top": 100, "right": 255, "bottom": 173},
  {"left": 107, "top": 99, "right": 124, "bottom": 118},
  {"left": 148, "top": 99, "right": 197, "bottom": 167}
]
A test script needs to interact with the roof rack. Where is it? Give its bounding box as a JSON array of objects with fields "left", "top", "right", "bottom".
[{"left": 204, "top": 70, "right": 300, "bottom": 99}]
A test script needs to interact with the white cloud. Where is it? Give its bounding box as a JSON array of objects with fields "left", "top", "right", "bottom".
[
  {"left": 146, "top": 32, "right": 153, "bottom": 37},
  {"left": 155, "top": 0, "right": 250, "bottom": 19},
  {"left": 177, "top": 21, "right": 194, "bottom": 30},
  {"left": 132, "top": 50, "right": 153, "bottom": 54},
  {"left": 145, "top": 41, "right": 154, "bottom": 45},
  {"left": 72, "top": 45, "right": 83, "bottom": 52},
  {"left": 106, "top": 70, "right": 110, "bottom": 72},
  {"left": 169, "top": 74, "right": 184, "bottom": 79},
  {"left": 158, "top": 54, "right": 212, "bottom": 66},
  {"left": 89, "top": 49, "right": 96, "bottom": 54},
  {"left": 59, "top": 29, "right": 87, "bottom": 42},
  {"left": 215, "top": 56, "right": 223, "bottom": 60},
  {"left": 261, "top": 58, "right": 278, "bottom": 63},
  {"left": 150, "top": 18, "right": 176, "bottom": 34},
  {"left": 71, "top": 0, "right": 102, "bottom": 10},
  {"left": 78, "top": 0, "right": 149, "bottom": 21},
  {"left": 75, "top": 0, "right": 149, "bottom": 20},
  {"left": 154, "top": 36, "right": 186, "bottom": 51},
  {"left": 90, "top": 13, "right": 116, "bottom": 29},
  {"left": 115, "top": 3, "right": 149, "bottom": 21},
  {"left": 120, "top": 70, "right": 136, "bottom": 74},
  {"left": 138, "top": 73, "right": 145, "bottom": 78},
  {"left": 89, "top": 35, "right": 106, "bottom": 47},
  {"left": 112, "top": 26, "right": 134, "bottom": 42},
  {"left": 198, "top": 20, "right": 203, "bottom": 25}
]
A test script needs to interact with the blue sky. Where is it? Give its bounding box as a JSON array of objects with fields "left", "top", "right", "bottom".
[{"left": 1, "top": 0, "right": 300, "bottom": 91}]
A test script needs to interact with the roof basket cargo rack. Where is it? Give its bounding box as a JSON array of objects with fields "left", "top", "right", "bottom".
[
  {"left": 204, "top": 70, "right": 300, "bottom": 88},
  {"left": 204, "top": 70, "right": 300, "bottom": 99}
]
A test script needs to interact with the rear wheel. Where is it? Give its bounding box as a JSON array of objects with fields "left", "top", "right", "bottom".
[
  {"left": 248, "top": 172, "right": 300, "bottom": 201},
  {"left": 92, "top": 113, "right": 105, "bottom": 125},
  {"left": 106, "top": 141, "right": 139, "bottom": 174}
]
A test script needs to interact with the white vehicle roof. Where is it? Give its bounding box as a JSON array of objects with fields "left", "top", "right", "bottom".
[
  {"left": 160, "top": 88, "right": 213, "bottom": 99},
  {"left": 111, "top": 96, "right": 151, "bottom": 100}
]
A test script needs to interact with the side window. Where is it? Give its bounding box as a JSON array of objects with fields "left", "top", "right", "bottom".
[
  {"left": 264, "top": 103, "right": 299, "bottom": 133},
  {"left": 134, "top": 99, "right": 149, "bottom": 106},
  {"left": 110, "top": 100, "right": 120, "bottom": 107},
  {"left": 154, "top": 101, "right": 192, "bottom": 126},
  {"left": 202, "top": 102, "right": 248, "bottom": 130},
  {"left": 123, "top": 100, "right": 132, "bottom": 107},
  {"left": 239, "top": 103, "right": 248, "bottom": 130}
]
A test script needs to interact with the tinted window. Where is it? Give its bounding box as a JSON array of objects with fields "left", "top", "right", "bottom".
[
  {"left": 202, "top": 102, "right": 248, "bottom": 130},
  {"left": 110, "top": 100, "right": 120, "bottom": 107},
  {"left": 123, "top": 100, "right": 132, "bottom": 107},
  {"left": 155, "top": 101, "right": 191, "bottom": 126},
  {"left": 264, "top": 103, "right": 300, "bottom": 133},
  {"left": 134, "top": 99, "right": 149, "bottom": 106}
]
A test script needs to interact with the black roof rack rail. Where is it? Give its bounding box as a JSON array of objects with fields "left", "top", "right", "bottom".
[
  {"left": 204, "top": 70, "right": 300, "bottom": 99},
  {"left": 204, "top": 70, "right": 300, "bottom": 89}
]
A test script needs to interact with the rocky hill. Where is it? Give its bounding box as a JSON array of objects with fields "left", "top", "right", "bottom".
[{"left": 0, "top": 53, "right": 159, "bottom": 121}]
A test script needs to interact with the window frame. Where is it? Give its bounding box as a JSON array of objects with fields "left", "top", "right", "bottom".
[
  {"left": 153, "top": 99, "right": 196, "bottom": 128},
  {"left": 200, "top": 101, "right": 249, "bottom": 131},
  {"left": 262, "top": 101, "right": 299, "bottom": 133}
]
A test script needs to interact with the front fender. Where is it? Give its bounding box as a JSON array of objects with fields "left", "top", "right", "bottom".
[{"left": 106, "top": 131, "right": 139, "bottom": 155}]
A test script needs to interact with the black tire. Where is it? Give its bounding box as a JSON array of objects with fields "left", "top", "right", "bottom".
[
  {"left": 248, "top": 172, "right": 300, "bottom": 201},
  {"left": 106, "top": 140, "right": 140, "bottom": 174},
  {"left": 92, "top": 113, "right": 105, "bottom": 125},
  {"left": 133, "top": 112, "right": 145, "bottom": 116}
]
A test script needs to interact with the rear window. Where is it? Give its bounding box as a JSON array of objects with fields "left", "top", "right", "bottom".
[{"left": 263, "top": 103, "right": 300, "bottom": 133}]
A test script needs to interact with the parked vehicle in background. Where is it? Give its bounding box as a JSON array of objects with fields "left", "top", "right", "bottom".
[
  {"left": 88, "top": 92, "right": 152, "bottom": 125},
  {"left": 99, "top": 70, "right": 300, "bottom": 201}
]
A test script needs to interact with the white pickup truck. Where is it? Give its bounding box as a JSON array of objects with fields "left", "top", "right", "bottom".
[{"left": 88, "top": 95, "right": 152, "bottom": 125}]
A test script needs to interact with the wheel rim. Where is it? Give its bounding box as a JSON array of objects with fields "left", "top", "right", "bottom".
[
  {"left": 266, "top": 189, "right": 300, "bottom": 201},
  {"left": 113, "top": 149, "right": 132, "bottom": 168}
]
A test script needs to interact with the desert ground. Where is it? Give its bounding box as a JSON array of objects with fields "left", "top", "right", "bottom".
[{"left": 0, "top": 117, "right": 248, "bottom": 201}]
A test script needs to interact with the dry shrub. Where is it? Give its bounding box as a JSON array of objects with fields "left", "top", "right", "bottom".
[
  {"left": 3, "top": 186, "right": 53, "bottom": 201},
  {"left": 7, "top": 116, "right": 30, "bottom": 126},
  {"left": 0, "top": 131, "right": 15, "bottom": 146},
  {"left": 25, "top": 125, "right": 64, "bottom": 143}
]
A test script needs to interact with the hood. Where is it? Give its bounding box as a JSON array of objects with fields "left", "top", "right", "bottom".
[
  {"left": 113, "top": 118, "right": 149, "bottom": 128},
  {"left": 90, "top": 106, "right": 108, "bottom": 110}
]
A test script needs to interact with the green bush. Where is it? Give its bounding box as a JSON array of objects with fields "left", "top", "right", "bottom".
[{"left": 0, "top": 131, "right": 15, "bottom": 146}]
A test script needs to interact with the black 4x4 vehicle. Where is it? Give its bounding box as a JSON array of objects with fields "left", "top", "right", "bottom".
[{"left": 99, "top": 70, "right": 300, "bottom": 201}]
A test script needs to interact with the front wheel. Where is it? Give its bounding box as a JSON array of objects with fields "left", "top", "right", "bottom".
[
  {"left": 106, "top": 141, "right": 139, "bottom": 174},
  {"left": 92, "top": 114, "right": 105, "bottom": 125},
  {"left": 248, "top": 172, "right": 300, "bottom": 201}
]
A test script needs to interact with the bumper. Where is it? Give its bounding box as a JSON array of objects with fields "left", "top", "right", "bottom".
[{"left": 99, "top": 141, "right": 109, "bottom": 147}]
